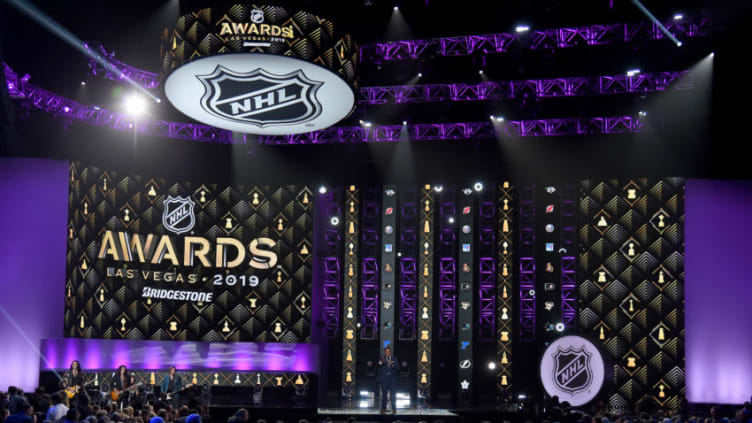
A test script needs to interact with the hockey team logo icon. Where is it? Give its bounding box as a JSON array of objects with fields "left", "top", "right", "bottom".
[
  {"left": 162, "top": 196, "right": 196, "bottom": 235},
  {"left": 198, "top": 66, "right": 323, "bottom": 128},
  {"left": 552, "top": 346, "right": 593, "bottom": 395}
]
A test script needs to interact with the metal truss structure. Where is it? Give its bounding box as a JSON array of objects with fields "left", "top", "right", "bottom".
[
  {"left": 85, "top": 43, "right": 161, "bottom": 90},
  {"left": 477, "top": 194, "right": 496, "bottom": 341},
  {"left": 360, "top": 187, "right": 381, "bottom": 340},
  {"left": 359, "top": 71, "right": 691, "bottom": 105},
  {"left": 83, "top": 17, "right": 709, "bottom": 90},
  {"left": 6, "top": 63, "right": 645, "bottom": 144},
  {"left": 398, "top": 188, "right": 419, "bottom": 341},
  {"left": 518, "top": 185, "right": 536, "bottom": 342},
  {"left": 360, "top": 17, "right": 710, "bottom": 62},
  {"left": 559, "top": 185, "right": 578, "bottom": 330},
  {"left": 437, "top": 188, "right": 457, "bottom": 341},
  {"left": 320, "top": 190, "right": 343, "bottom": 339}
]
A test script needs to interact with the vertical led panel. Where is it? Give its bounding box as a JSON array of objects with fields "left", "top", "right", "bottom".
[
  {"left": 380, "top": 185, "right": 398, "bottom": 350},
  {"left": 360, "top": 188, "right": 380, "bottom": 341},
  {"left": 341, "top": 186, "right": 359, "bottom": 397},
  {"left": 457, "top": 187, "right": 474, "bottom": 399},
  {"left": 417, "top": 185, "right": 434, "bottom": 399},
  {"left": 497, "top": 182, "right": 513, "bottom": 393},
  {"left": 578, "top": 178, "right": 685, "bottom": 412}
]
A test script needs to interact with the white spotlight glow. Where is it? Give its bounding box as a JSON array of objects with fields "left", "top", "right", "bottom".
[
  {"left": 434, "top": 185, "right": 443, "bottom": 193},
  {"left": 673, "top": 13, "right": 684, "bottom": 20},
  {"left": 478, "top": 70, "right": 484, "bottom": 75},
  {"left": 626, "top": 69, "right": 641, "bottom": 77},
  {"left": 677, "top": 41, "right": 683, "bottom": 47},
  {"left": 124, "top": 93, "right": 147, "bottom": 116},
  {"left": 330, "top": 216, "right": 340, "bottom": 226},
  {"left": 80, "top": 81, "right": 86, "bottom": 86},
  {"left": 488, "top": 361, "right": 497, "bottom": 370},
  {"left": 363, "top": 121, "right": 372, "bottom": 127},
  {"left": 710, "top": 52, "right": 715, "bottom": 57},
  {"left": 473, "top": 182, "right": 483, "bottom": 192},
  {"left": 318, "top": 186, "right": 327, "bottom": 194},
  {"left": 448, "top": 217, "right": 455, "bottom": 224},
  {"left": 638, "top": 111, "right": 647, "bottom": 117},
  {"left": 515, "top": 25, "right": 530, "bottom": 33},
  {"left": 417, "top": 72, "right": 423, "bottom": 78},
  {"left": 555, "top": 322, "right": 565, "bottom": 332},
  {"left": 402, "top": 120, "right": 407, "bottom": 126}
]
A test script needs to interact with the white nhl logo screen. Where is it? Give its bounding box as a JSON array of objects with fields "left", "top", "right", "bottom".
[{"left": 540, "top": 335, "right": 605, "bottom": 406}]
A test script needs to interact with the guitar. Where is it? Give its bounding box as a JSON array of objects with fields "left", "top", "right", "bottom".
[
  {"left": 110, "top": 382, "right": 143, "bottom": 401},
  {"left": 64, "top": 379, "right": 95, "bottom": 399},
  {"left": 162, "top": 383, "right": 195, "bottom": 401}
]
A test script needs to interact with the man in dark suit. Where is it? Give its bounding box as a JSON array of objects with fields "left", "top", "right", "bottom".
[{"left": 377, "top": 347, "right": 398, "bottom": 414}]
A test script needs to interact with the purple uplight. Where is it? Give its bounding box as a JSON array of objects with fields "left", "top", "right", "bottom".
[
  {"left": 39, "top": 338, "right": 319, "bottom": 373},
  {"left": 685, "top": 179, "right": 752, "bottom": 404}
]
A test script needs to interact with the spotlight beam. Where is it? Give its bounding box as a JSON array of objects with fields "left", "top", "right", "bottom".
[
  {"left": 630, "top": 0, "right": 683, "bottom": 46},
  {"left": 6, "top": 0, "right": 160, "bottom": 101}
]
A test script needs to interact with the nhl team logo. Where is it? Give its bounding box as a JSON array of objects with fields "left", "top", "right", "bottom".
[
  {"left": 552, "top": 346, "right": 593, "bottom": 394},
  {"left": 197, "top": 65, "right": 323, "bottom": 128},
  {"left": 162, "top": 196, "right": 196, "bottom": 235}
]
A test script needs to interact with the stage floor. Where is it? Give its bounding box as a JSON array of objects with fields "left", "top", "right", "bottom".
[{"left": 317, "top": 407, "right": 457, "bottom": 416}]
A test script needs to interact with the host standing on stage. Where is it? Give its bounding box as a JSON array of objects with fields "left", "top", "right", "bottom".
[{"left": 377, "top": 347, "right": 398, "bottom": 414}]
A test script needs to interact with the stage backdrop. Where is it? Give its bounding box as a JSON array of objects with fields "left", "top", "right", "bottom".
[
  {"left": 64, "top": 161, "right": 314, "bottom": 342},
  {"left": 685, "top": 179, "right": 752, "bottom": 405},
  {"left": 0, "top": 158, "right": 68, "bottom": 391}
]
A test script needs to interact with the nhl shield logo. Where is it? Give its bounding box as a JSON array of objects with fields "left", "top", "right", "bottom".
[
  {"left": 162, "top": 196, "right": 196, "bottom": 235},
  {"left": 552, "top": 346, "right": 593, "bottom": 394},
  {"left": 197, "top": 65, "right": 323, "bottom": 128},
  {"left": 250, "top": 9, "right": 264, "bottom": 23}
]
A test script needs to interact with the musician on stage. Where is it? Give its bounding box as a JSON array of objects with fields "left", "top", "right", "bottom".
[
  {"left": 377, "top": 347, "right": 399, "bottom": 415},
  {"left": 160, "top": 366, "right": 183, "bottom": 403},
  {"left": 61, "top": 360, "right": 87, "bottom": 404},
  {"left": 111, "top": 365, "right": 132, "bottom": 406}
]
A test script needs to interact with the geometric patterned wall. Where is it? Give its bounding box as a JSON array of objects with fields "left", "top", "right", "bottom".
[
  {"left": 58, "top": 370, "right": 311, "bottom": 390},
  {"left": 578, "top": 178, "right": 685, "bottom": 412},
  {"left": 64, "top": 161, "right": 313, "bottom": 342}
]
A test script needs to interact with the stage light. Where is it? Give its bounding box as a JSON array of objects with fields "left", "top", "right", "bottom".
[
  {"left": 710, "top": 52, "right": 715, "bottom": 57},
  {"left": 124, "top": 93, "right": 147, "bottom": 116},
  {"left": 330, "top": 216, "right": 340, "bottom": 226},
  {"left": 355, "top": 322, "right": 362, "bottom": 328},
  {"left": 518, "top": 394, "right": 527, "bottom": 400},
  {"left": 155, "top": 98, "right": 161, "bottom": 103},
  {"left": 489, "top": 115, "right": 495, "bottom": 120},
  {"left": 448, "top": 217, "right": 455, "bottom": 224},
  {"left": 393, "top": 6, "right": 399, "bottom": 11},
  {"left": 673, "top": 13, "right": 683, "bottom": 20},
  {"left": 402, "top": 120, "right": 407, "bottom": 126},
  {"left": 63, "top": 106, "right": 70, "bottom": 113},
  {"left": 318, "top": 186, "right": 327, "bottom": 194},
  {"left": 488, "top": 361, "right": 497, "bottom": 370},
  {"left": 93, "top": 106, "right": 101, "bottom": 110},
  {"left": 638, "top": 111, "right": 647, "bottom": 117},
  {"left": 676, "top": 41, "right": 683, "bottom": 47},
  {"left": 478, "top": 70, "right": 484, "bottom": 75},
  {"left": 555, "top": 322, "right": 565, "bottom": 332},
  {"left": 473, "top": 182, "right": 483, "bottom": 192},
  {"left": 80, "top": 81, "right": 86, "bottom": 86},
  {"left": 515, "top": 25, "right": 530, "bottom": 33},
  {"left": 434, "top": 185, "right": 443, "bottom": 192},
  {"left": 417, "top": 72, "right": 423, "bottom": 78},
  {"left": 361, "top": 120, "right": 372, "bottom": 127},
  {"left": 627, "top": 69, "right": 641, "bottom": 77}
]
